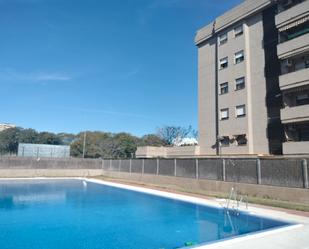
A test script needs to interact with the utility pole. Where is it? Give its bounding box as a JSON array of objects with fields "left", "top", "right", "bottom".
[{"left": 82, "top": 131, "right": 87, "bottom": 158}]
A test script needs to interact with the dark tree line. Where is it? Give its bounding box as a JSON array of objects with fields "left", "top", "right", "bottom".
[
  {"left": 0, "top": 127, "right": 65, "bottom": 154},
  {"left": 0, "top": 127, "right": 167, "bottom": 158},
  {"left": 0, "top": 125, "right": 196, "bottom": 158}
]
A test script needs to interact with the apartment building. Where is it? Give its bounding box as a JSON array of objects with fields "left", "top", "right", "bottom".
[
  {"left": 195, "top": 0, "right": 309, "bottom": 155},
  {"left": 277, "top": 0, "right": 309, "bottom": 154}
]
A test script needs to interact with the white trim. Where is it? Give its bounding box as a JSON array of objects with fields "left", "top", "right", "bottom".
[
  {"left": 219, "top": 57, "right": 228, "bottom": 69},
  {"left": 219, "top": 32, "right": 228, "bottom": 45},
  {"left": 220, "top": 108, "right": 229, "bottom": 120},
  {"left": 236, "top": 104, "right": 246, "bottom": 117},
  {"left": 234, "top": 24, "right": 244, "bottom": 37}
]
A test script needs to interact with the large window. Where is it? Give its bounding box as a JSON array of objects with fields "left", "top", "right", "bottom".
[
  {"left": 220, "top": 108, "right": 229, "bottom": 120},
  {"left": 234, "top": 24, "right": 243, "bottom": 37},
  {"left": 296, "top": 93, "right": 309, "bottom": 106},
  {"left": 219, "top": 33, "right": 228, "bottom": 45},
  {"left": 234, "top": 51, "right": 244, "bottom": 64},
  {"left": 219, "top": 57, "right": 228, "bottom": 69},
  {"left": 279, "top": 21, "right": 309, "bottom": 43},
  {"left": 236, "top": 105, "right": 246, "bottom": 117},
  {"left": 220, "top": 82, "right": 229, "bottom": 95},
  {"left": 235, "top": 77, "right": 245, "bottom": 90}
]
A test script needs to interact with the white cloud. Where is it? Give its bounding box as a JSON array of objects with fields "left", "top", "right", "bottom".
[
  {"left": 0, "top": 68, "right": 72, "bottom": 83},
  {"left": 56, "top": 106, "right": 151, "bottom": 120}
]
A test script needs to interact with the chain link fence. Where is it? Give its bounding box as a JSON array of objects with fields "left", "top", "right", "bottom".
[
  {"left": 0, "top": 156, "right": 308, "bottom": 189},
  {"left": 103, "top": 157, "right": 309, "bottom": 189}
]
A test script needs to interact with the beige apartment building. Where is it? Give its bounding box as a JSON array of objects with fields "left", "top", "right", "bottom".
[
  {"left": 196, "top": 0, "right": 309, "bottom": 156},
  {"left": 136, "top": 0, "right": 309, "bottom": 158}
]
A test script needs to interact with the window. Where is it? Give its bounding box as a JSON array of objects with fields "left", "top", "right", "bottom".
[
  {"left": 235, "top": 51, "right": 244, "bottom": 64},
  {"left": 219, "top": 136, "right": 230, "bottom": 147},
  {"left": 235, "top": 77, "right": 245, "bottom": 90},
  {"left": 305, "top": 58, "right": 309, "bottom": 68},
  {"left": 220, "top": 82, "right": 229, "bottom": 94},
  {"left": 219, "top": 57, "right": 228, "bottom": 69},
  {"left": 296, "top": 94, "right": 309, "bottom": 105},
  {"left": 234, "top": 24, "right": 243, "bottom": 37},
  {"left": 236, "top": 105, "right": 246, "bottom": 117},
  {"left": 219, "top": 33, "right": 228, "bottom": 45},
  {"left": 220, "top": 108, "right": 229, "bottom": 120},
  {"left": 234, "top": 134, "right": 247, "bottom": 146}
]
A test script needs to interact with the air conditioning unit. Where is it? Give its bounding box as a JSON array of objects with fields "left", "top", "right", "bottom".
[{"left": 283, "top": 58, "right": 293, "bottom": 67}]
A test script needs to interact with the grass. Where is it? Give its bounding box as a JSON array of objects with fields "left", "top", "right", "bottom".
[{"left": 93, "top": 175, "right": 309, "bottom": 213}]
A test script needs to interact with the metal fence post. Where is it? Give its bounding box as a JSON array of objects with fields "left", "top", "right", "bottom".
[
  {"left": 118, "top": 159, "right": 121, "bottom": 171},
  {"left": 102, "top": 159, "right": 104, "bottom": 170},
  {"left": 222, "top": 158, "right": 226, "bottom": 181},
  {"left": 129, "top": 159, "right": 132, "bottom": 174},
  {"left": 142, "top": 159, "right": 145, "bottom": 174},
  {"left": 156, "top": 158, "right": 159, "bottom": 175},
  {"left": 109, "top": 159, "right": 112, "bottom": 171},
  {"left": 257, "top": 158, "right": 262, "bottom": 184},
  {"left": 174, "top": 158, "right": 177, "bottom": 177},
  {"left": 195, "top": 158, "right": 199, "bottom": 179},
  {"left": 302, "top": 159, "right": 309, "bottom": 189}
]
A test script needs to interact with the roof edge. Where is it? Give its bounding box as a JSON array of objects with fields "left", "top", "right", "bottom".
[{"left": 195, "top": 0, "right": 276, "bottom": 46}]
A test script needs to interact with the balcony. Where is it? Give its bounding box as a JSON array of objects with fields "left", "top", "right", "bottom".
[
  {"left": 276, "top": 1, "right": 309, "bottom": 29},
  {"left": 281, "top": 104, "right": 309, "bottom": 123},
  {"left": 283, "top": 141, "right": 309, "bottom": 155},
  {"left": 279, "top": 67, "right": 309, "bottom": 90},
  {"left": 277, "top": 32, "right": 309, "bottom": 59}
]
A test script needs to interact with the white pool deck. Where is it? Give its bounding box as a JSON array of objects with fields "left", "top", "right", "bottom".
[{"left": 1, "top": 177, "right": 309, "bottom": 249}]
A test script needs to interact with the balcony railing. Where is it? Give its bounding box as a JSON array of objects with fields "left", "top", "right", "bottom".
[
  {"left": 277, "top": 32, "right": 309, "bottom": 59},
  {"left": 283, "top": 141, "right": 309, "bottom": 155},
  {"left": 276, "top": 1, "right": 309, "bottom": 28},
  {"left": 279, "top": 67, "right": 309, "bottom": 90},
  {"left": 281, "top": 104, "right": 309, "bottom": 123}
]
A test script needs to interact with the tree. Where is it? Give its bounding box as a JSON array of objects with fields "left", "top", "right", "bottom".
[
  {"left": 156, "top": 125, "right": 196, "bottom": 145},
  {"left": 70, "top": 131, "right": 139, "bottom": 159},
  {"left": 57, "top": 133, "right": 77, "bottom": 145},
  {"left": 37, "top": 132, "right": 63, "bottom": 145},
  {"left": 0, "top": 127, "right": 21, "bottom": 154},
  {"left": 139, "top": 134, "right": 167, "bottom": 147},
  {"left": 19, "top": 129, "right": 39, "bottom": 144}
]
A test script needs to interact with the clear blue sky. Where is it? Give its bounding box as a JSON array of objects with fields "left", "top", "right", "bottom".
[{"left": 0, "top": 0, "right": 241, "bottom": 136}]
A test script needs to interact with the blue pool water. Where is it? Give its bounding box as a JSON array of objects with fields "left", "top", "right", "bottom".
[{"left": 0, "top": 179, "right": 290, "bottom": 249}]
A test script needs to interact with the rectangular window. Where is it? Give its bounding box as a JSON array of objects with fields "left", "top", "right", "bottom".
[
  {"left": 219, "top": 33, "right": 228, "bottom": 45},
  {"left": 234, "top": 24, "right": 243, "bottom": 37},
  {"left": 296, "top": 93, "right": 309, "bottom": 105},
  {"left": 235, "top": 51, "right": 244, "bottom": 64},
  {"left": 220, "top": 82, "right": 229, "bottom": 94},
  {"left": 219, "top": 136, "right": 230, "bottom": 147},
  {"left": 235, "top": 77, "right": 245, "bottom": 90},
  {"left": 219, "top": 57, "right": 228, "bottom": 69},
  {"left": 236, "top": 105, "right": 246, "bottom": 117},
  {"left": 305, "top": 57, "right": 309, "bottom": 68},
  {"left": 220, "top": 108, "right": 229, "bottom": 120},
  {"left": 234, "top": 134, "right": 247, "bottom": 146}
]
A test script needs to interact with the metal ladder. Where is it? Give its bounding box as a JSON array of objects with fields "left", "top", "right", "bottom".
[{"left": 224, "top": 188, "right": 248, "bottom": 214}]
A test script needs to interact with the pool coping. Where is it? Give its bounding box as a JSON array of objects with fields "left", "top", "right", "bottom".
[{"left": 1, "top": 177, "right": 308, "bottom": 249}]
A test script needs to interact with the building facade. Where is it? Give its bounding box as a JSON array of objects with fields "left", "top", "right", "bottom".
[{"left": 195, "top": 0, "right": 309, "bottom": 155}]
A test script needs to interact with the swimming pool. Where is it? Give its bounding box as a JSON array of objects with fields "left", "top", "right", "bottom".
[{"left": 0, "top": 179, "right": 292, "bottom": 249}]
